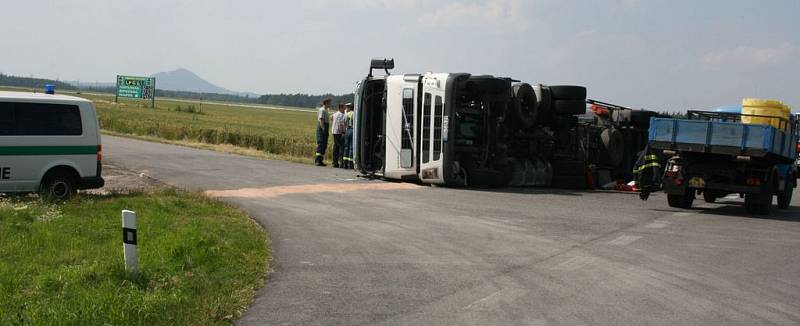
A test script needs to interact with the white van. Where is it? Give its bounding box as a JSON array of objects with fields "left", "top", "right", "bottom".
[{"left": 0, "top": 91, "right": 104, "bottom": 199}]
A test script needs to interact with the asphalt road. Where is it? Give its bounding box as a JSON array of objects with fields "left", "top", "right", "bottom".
[{"left": 103, "top": 136, "right": 800, "bottom": 326}]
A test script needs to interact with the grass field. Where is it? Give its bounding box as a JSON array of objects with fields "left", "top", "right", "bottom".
[
  {"left": 0, "top": 86, "right": 331, "bottom": 164},
  {"left": 0, "top": 189, "right": 270, "bottom": 325}
]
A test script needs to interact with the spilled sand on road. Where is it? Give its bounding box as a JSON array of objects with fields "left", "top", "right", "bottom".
[{"left": 205, "top": 182, "right": 419, "bottom": 199}]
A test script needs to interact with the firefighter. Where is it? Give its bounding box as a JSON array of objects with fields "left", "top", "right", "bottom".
[
  {"left": 315, "top": 98, "right": 332, "bottom": 166},
  {"left": 634, "top": 145, "right": 663, "bottom": 200},
  {"left": 343, "top": 103, "right": 355, "bottom": 169}
]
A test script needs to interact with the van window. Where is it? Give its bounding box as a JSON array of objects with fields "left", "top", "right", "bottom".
[
  {"left": 0, "top": 102, "right": 14, "bottom": 133},
  {"left": 422, "top": 93, "right": 431, "bottom": 163},
  {"left": 433, "top": 95, "right": 443, "bottom": 161},
  {"left": 0, "top": 102, "right": 82, "bottom": 136}
]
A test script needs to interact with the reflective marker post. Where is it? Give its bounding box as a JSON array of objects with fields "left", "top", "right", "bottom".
[{"left": 122, "top": 210, "right": 139, "bottom": 279}]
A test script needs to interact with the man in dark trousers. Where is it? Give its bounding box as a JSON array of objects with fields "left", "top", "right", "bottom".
[
  {"left": 343, "top": 103, "right": 355, "bottom": 169},
  {"left": 315, "top": 98, "right": 332, "bottom": 166},
  {"left": 331, "top": 103, "right": 347, "bottom": 168}
]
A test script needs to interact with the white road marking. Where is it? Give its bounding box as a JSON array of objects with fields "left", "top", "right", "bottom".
[
  {"left": 645, "top": 220, "right": 672, "bottom": 229},
  {"left": 607, "top": 235, "right": 642, "bottom": 246},
  {"left": 725, "top": 194, "right": 740, "bottom": 199},
  {"left": 672, "top": 212, "right": 693, "bottom": 217}
]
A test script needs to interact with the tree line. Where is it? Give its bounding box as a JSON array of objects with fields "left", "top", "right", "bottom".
[{"left": 0, "top": 73, "right": 353, "bottom": 108}]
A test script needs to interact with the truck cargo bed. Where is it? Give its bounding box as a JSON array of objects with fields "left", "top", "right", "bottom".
[{"left": 649, "top": 113, "right": 796, "bottom": 161}]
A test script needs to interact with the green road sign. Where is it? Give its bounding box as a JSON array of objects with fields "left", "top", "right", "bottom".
[{"left": 115, "top": 75, "right": 156, "bottom": 107}]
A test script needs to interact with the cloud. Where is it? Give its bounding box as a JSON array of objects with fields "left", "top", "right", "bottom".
[{"left": 703, "top": 43, "right": 800, "bottom": 67}]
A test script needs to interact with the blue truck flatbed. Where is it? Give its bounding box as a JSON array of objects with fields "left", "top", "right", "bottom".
[{"left": 649, "top": 111, "right": 797, "bottom": 162}]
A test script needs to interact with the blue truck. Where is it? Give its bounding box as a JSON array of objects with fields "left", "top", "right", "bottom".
[{"left": 648, "top": 110, "right": 799, "bottom": 214}]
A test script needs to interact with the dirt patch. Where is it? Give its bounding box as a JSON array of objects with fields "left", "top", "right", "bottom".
[
  {"left": 85, "top": 163, "right": 165, "bottom": 195},
  {"left": 205, "top": 182, "right": 420, "bottom": 199}
]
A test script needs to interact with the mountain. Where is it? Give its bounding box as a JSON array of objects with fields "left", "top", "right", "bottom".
[{"left": 150, "top": 68, "right": 236, "bottom": 95}]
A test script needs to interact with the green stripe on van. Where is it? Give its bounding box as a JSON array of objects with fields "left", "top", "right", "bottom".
[{"left": 0, "top": 146, "right": 97, "bottom": 156}]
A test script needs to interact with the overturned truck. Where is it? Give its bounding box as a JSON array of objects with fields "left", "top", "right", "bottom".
[{"left": 353, "top": 58, "right": 591, "bottom": 187}]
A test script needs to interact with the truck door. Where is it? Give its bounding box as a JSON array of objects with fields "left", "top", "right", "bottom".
[
  {"left": 353, "top": 77, "right": 387, "bottom": 175},
  {"left": 418, "top": 74, "right": 448, "bottom": 184},
  {"left": 382, "top": 75, "right": 421, "bottom": 179}
]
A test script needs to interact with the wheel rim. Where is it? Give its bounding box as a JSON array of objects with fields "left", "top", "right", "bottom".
[{"left": 52, "top": 181, "right": 69, "bottom": 198}]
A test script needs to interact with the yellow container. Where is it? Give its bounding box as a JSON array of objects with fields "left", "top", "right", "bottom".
[{"left": 741, "top": 98, "right": 790, "bottom": 130}]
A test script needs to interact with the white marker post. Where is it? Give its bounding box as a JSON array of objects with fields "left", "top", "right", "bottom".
[{"left": 122, "top": 210, "right": 139, "bottom": 279}]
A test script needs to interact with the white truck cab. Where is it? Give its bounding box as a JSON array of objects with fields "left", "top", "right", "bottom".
[
  {"left": 354, "top": 59, "right": 587, "bottom": 187},
  {"left": 0, "top": 91, "right": 104, "bottom": 199}
]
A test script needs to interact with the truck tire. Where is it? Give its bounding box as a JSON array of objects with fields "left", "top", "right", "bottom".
[
  {"left": 702, "top": 191, "right": 718, "bottom": 203},
  {"left": 600, "top": 128, "right": 625, "bottom": 167},
  {"left": 745, "top": 192, "right": 773, "bottom": 214},
  {"left": 667, "top": 188, "right": 694, "bottom": 209},
  {"left": 552, "top": 100, "right": 586, "bottom": 115},
  {"left": 533, "top": 84, "right": 552, "bottom": 124},
  {"left": 510, "top": 83, "right": 538, "bottom": 128},
  {"left": 549, "top": 85, "right": 587, "bottom": 100},
  {"left": 745, "top": 173, "right": 774, "bottom": 214},
  {"left": 40, "top": 173, "right": 77, "bottom": 201},
  {"left": 778, "top": 178, "right": 794, "bottom": 209}
]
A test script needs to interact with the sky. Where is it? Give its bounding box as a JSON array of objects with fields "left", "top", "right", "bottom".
[{"left": 1, "top": 0, "right": 798, "bottom": 111}]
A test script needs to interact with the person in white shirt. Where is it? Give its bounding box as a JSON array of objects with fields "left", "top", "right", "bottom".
[
  {"left": 315, "top": 98, "right": 332, "bottom": 166},
  {"left": 331, "top": 103, "right": 347, "bottom": 168}
]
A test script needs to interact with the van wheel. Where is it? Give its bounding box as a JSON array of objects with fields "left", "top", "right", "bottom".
[{"left": 40, "top": 174, "right": 77, "bottom": 201}]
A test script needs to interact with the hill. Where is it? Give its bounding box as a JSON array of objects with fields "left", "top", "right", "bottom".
[{"left": 151, "top": 68, "right": 234, "bottom": 94}]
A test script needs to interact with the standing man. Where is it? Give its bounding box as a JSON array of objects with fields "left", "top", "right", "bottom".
[
  {"left": 315, "top": 98, "right": 332, "bottom": 166},
  {"left": 331, "top": 103, "right": 347, "bottom": 168},
  {"left": 343, "top": 103, "right": 355, "bottom": 169}
]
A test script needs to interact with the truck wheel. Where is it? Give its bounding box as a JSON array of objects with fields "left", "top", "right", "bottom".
[
  {"left": 552, "top": 100, "right": 587, "bottom": 115},
  {"left": 703, "top": 191, "right": 717, "bottom": 203},
  {"left": 510, "top": 83, "right": 538, "bottom": 128},
  {"left": 777, "top": 184, "right": 793, "bottom": 209},
  {"left": 549, "top": 85, "right": 587, "bottom": 100},
  {"left": 745, "top": 193, "right": 772, "bottom": 214},
  {"left": 40, "top": 174, "right": 77, "bottom": 201},
  {"left": 667, "top": 188, "right": 694, "bottom": 209}
]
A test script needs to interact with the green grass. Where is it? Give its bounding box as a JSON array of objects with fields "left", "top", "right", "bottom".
[
  {"left": 0, "top": 189, "right": 270, "bottom": 325},
  {"left": 0, "top": 86, "right": 331, "bottom": 163}
]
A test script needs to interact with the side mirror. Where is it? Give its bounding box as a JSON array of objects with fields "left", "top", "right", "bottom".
[
  {"left": 370, "top": 58, "right": 394, "bottom": 70},
  {"left": 368, "top": 58, "right": 394, "bottom": 77}
]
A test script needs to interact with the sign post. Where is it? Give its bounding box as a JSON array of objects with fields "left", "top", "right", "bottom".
[
  {"left": 122, "top": 210, "right": 139, "bottom": 279},
  {"left": 115, "top": 75, "right": 156, "bottom": 108}
]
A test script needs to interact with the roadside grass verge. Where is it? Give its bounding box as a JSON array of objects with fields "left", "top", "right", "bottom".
[{"left": 0, "top": 189, "right": 270, "bottom": 325}]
